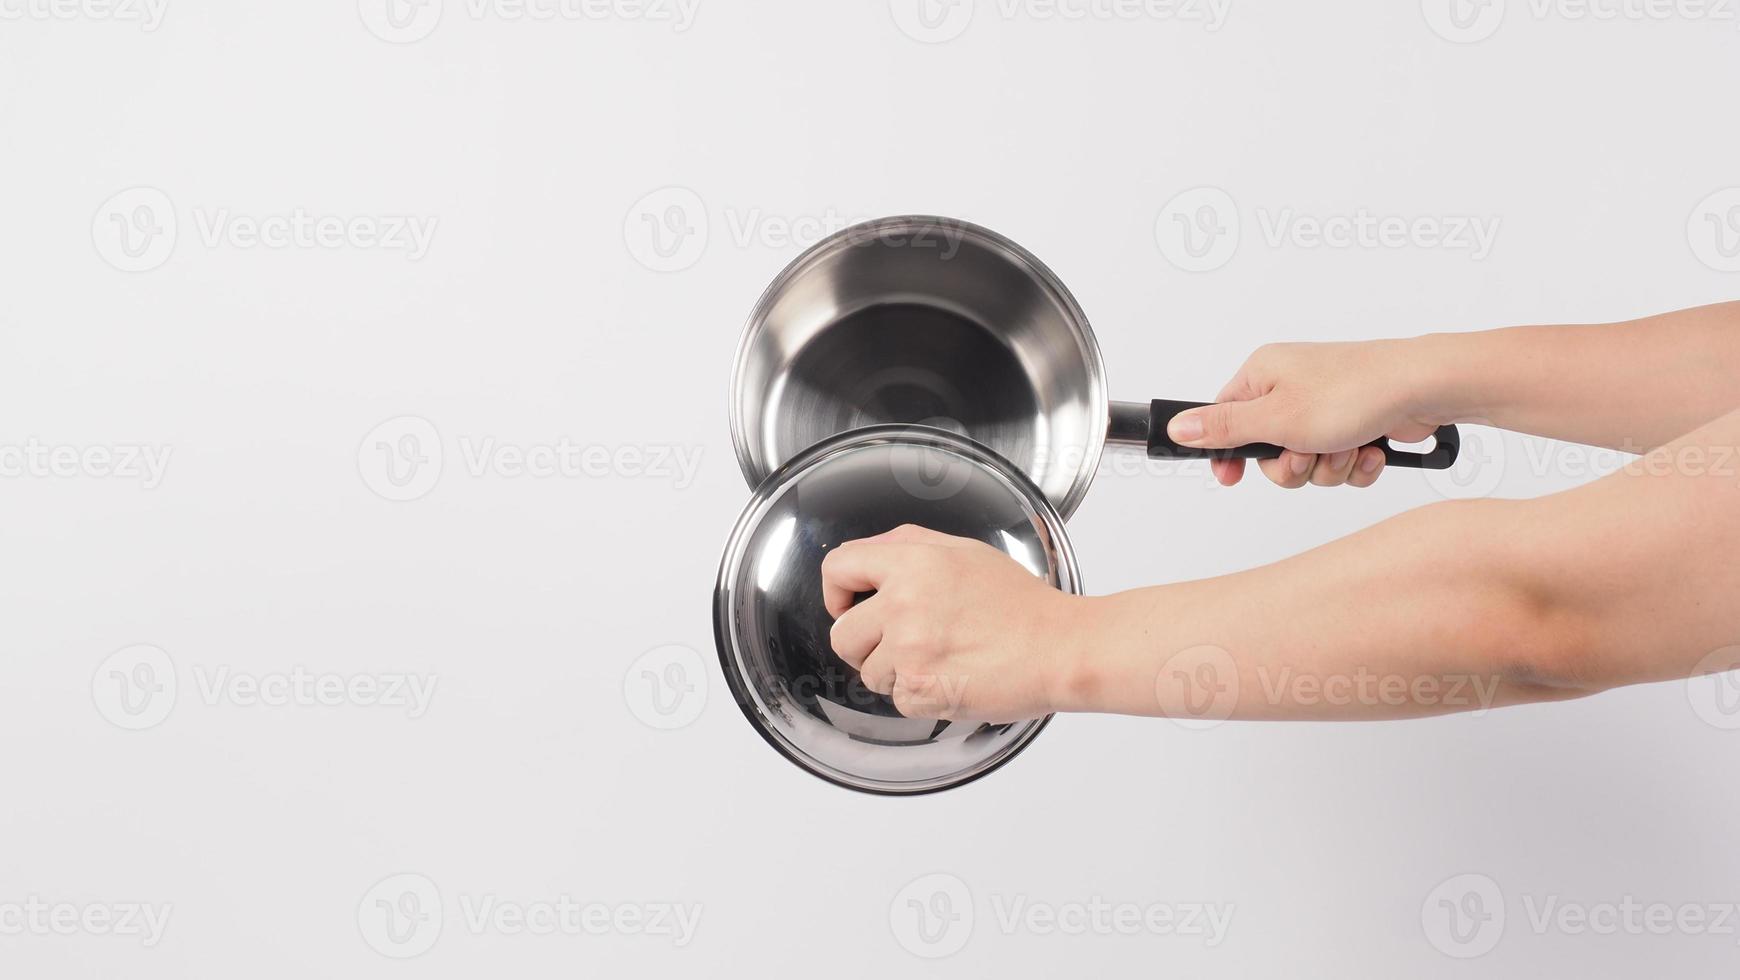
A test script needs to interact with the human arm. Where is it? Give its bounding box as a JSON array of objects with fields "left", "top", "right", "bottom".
[
  {"left": 821, "top": 406, "right": 1740, "bottom": 721},
  {"left": 1170, "top": 301, "right": 1740, "bottom": 488}
]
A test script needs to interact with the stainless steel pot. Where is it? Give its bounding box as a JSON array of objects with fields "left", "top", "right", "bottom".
[
  {"left": 714, "top": 424, "right": 1080, "bottom": 795},
  {"left": 730, "top": 215, "right": 1459, "bottom": 517}
]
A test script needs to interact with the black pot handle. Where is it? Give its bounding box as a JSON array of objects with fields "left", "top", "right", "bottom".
[{"left": 1143, "top": 399, "right": 1460, "bottom": 470}]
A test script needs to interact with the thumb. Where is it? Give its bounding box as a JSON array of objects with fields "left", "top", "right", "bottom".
[{"left": 1166, "top": 397, "right": 1283, "bottom": 450}]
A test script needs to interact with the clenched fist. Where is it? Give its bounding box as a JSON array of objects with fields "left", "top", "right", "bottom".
[{"left": 820, "top": 524, "right": 1088, "bottom": 723}]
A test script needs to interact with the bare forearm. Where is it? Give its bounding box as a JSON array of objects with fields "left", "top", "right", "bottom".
[
  {"left": 1056, "top": 499, "right": 1580, "bottom": 720},
  {"left": 1417, "top": 302, "right": 1740, "bottom": 450},
  {"left": 1057, "top": 407, "right": 1740, "bottom": 720}
]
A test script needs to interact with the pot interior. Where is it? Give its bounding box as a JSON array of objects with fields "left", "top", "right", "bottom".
[{"left": 732, "top": 217, "right": 1108, "bottom": 518}]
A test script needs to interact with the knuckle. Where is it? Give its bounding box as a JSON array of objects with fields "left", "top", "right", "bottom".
[
  {"left": 896, "top": 696, "right": 939, "bottom": 719},
  {"left": 1251, "top": 342, "right": 1297, "bottom": 371},
  {"left": 894, "top": 679, "right": 946, "bottom": 719},
  {"left": 887, "top": 626, "right": 928, "bottom": 658},
  {"left": 1201, "top": 404, "right": 1234, "bottom": 441}
]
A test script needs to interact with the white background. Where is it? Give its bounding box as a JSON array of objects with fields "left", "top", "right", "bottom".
[{"left": 4, "top": 0, "right": 1740, "bottom": 976}]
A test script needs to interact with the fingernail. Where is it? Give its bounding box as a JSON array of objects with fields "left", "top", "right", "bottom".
[
  {"left": 1327, "top": 451, "right": 1352, "bottom": 471},
  {"left": 1290, "top": 453, "right": 1311, "bottom": 476},
  {"left": 1361, "top": 452, "right": 1382, "bottom": 474},
  {"left": 1167, "top": 412, "right": 1204, "bottom": 444}
]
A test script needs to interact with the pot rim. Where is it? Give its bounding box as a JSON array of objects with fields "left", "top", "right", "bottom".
[{"left": 727, "top": 214, "right": 1111, "bottom": 520}]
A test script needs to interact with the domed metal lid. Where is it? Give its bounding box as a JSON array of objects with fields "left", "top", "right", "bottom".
[{"left": 713, "top": 424, "right": 1081, "bottom": 795}]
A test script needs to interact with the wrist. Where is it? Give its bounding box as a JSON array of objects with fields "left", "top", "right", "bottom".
[
  {"left": 1397, "top": 332, "right": 1488, "bottom": 426},
  {"left": 1042, "top": 592, "right": 1119, "bottom": 714}
]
